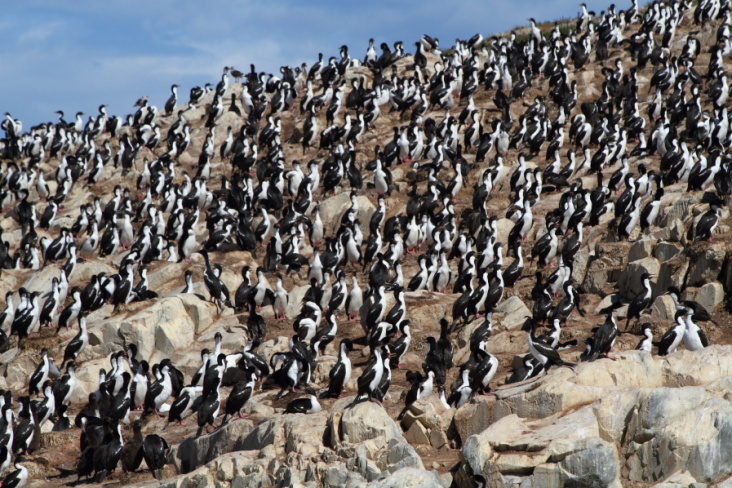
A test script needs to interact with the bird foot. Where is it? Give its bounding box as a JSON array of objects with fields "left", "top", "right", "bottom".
[{"left": 238, "top": 413, "right": 250, "bottom": 419}]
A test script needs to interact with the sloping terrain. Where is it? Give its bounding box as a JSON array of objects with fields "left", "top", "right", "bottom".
[{"left": 2, "top": 1, "right": 732, "bottom": 487}]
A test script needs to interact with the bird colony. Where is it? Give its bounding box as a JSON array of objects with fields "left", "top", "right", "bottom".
[{"left": 1, "top": 0, "right": 732, "bottom": 486}]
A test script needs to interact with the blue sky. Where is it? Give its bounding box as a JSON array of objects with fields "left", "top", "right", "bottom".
[{"left": 2, "top": 0, "right": 613, "bottom": 129}]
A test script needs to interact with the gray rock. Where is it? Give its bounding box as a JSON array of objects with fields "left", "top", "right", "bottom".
[
  {"left": 659, "top": 193, "right": 703, "bottom": 226},
  {"left": 685, "top": 243, "right": 726, "bottom": 288},
  {"left": 495, "top": 296, "right": 531, "bottom": 331},
  {"left": 657, "top": 257, "right": 689, "bottom": 293},
  {"left": 652, "top": 295, "right": 677, "bottom": 321},
  {"left": 571, "top": 248, "right": 591, "bottom": 284},
  {"left": 339, "top": 401, "right": 404, "bottom": 444},
  {"left": 554, "top": 437, "right": 619, "bottom": 488},
  {"left": 365, "top": 467, "right": 446, "bottom": 488},
  {"left": 654, "top": 242, "right": 682, "bottom": 262},
  {"left": 173, "top": 419, "right": 255, "bottom": 473},
  {"left": 618, "top": 257, "right": 661, "bottom": 299},
  {"left": 582, "top": 258, "right": 614, "bottom": 295},
  {"left": 683, "top": 283, "right": 724, "bottom": 311},
  {"left": 629, "top": 238, "right": 655, "bottom": 262}
]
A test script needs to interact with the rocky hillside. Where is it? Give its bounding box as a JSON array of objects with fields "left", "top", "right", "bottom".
[{"left": 2, "top": 0, "right": 732, "bottom": 487}]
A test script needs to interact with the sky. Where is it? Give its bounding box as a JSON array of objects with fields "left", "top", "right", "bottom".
[{"left": 2, "top": 0, "right": 614, "bottom": 129}]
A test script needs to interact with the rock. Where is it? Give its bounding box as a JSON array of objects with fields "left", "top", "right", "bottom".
[
  {"left": 652, "top": 295, "right": 677, "bottom": 321},
  {"left": 400, "top": 395, "right": 454, "bottom": 449},
  {"left": 177, "top": 293, "right": 215, "bottom": 334},
  {"left": 618, "top": 257, "right": 660, "bottom": 299},
  {"left": 337, "top": 401, "right": 404, "bottom": 445},
  {"left": 571, "top": 248, "right": 591, "bottom": 284},
  {"left": 494, "top": 296, "right": 531, "bottom": 331},
  {"left": 660, "top": 193, "right": 703, "bottom": 226},
  {"left": 403, "top": 421, "right": 430, "bottom": 445},
  {"left": 594, "top": 242, "right": 632, "bottom": 267},
  {"left": 318, "top": 193, "right": 375, "bottom": 234},
  {"left": 683, "top": 282, "right": 724, "bottom": 311},
  {"left": 283, "top": 413, "right": 328, "bottom": 457},
  {"left": 365, "top": 467, "right": 446, "bottom": 488},
  {"left": 593, "top": 295, "right": 628, "bottom": 317},
  {"left": 623, "top": 385, "right": 732, "bottom": 483},
  {"left": 685, "top": 243, "right": 726, "bottom": 287},
  {"left": 22, "top": 264, "right": 64, "bottom": 296},
  {"left": 657, "top": 256, "right": 689, "bottom": 292},
  {"left": 582, "top": 257, "right": 617, "bottom": 295},
  {"left": 460, "top": 408, "right": 621, "bottom": 487},
  {"left": 550, "top": 437, "right": 619, "bottom": 487},
  {"left": 655, "top": 242, "right": 682, "bottom": 262},
  {"left": 92, "top": 296, "right": 211, "bottom": 361},
  {"left": 173, "top": 419, "right": 255, "bottom": 473},
  {"left": 629, "top": 238, "right": 655, "bottom": 262},
  {"left": 495, "top": 218, "right": 514, "bottom": 246},
  {"left": 650, "top": 470, "right": 700, "bottom": 488}
]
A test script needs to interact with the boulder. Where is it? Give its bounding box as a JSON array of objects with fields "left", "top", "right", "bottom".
[
  {"left": 460, "top": 409, "right": 621, "bottom": 488},
  {"left": 365, "top": 467, "right": 446, "bottom": 488},
  {"left": 649, "top": 471, "right": 701, "bottom": 488},
  {"left": 400, "top": 395, "right": 455, "bottom": 449},
  {"left": 657, "top": 256, "right": 689, "bottom": 292},
  {"left": 173, "top": 419, "right": 255, "bottom": 473},
  {"left": 685, "top": 243, "right": 726, "bottom": 288},
  {"left": 494, "top": 296, "right": 531, "bottom": 331},
  {"left": 337, "top": 400, "right": 404, "bottom": 445},
  {"left": 594, "top": 242, "right": 632, "bottom": 267},
  {"left": 629, "top": 238, "right": 655, "bottom": 262},
  {"left": 319, "top": 193, "right": 376, "bottom": 234},
  {"left": 582, "top": 257, "right": 616, "bottom": 295},
  {"left": 659, "top": 193, "right": 703, "bottom": 226},
  {"left": 654, "top": 242, "right": 682, "bottom": 262},
  {"left": 90, "top": 297, "right": 203, "bottom": 361},
  {"left": 652, "top": 295, "right": 677, "bottom": 321},
  {"left": 624, "top": 386, "right": 732, "bottom": 483},
  {"left": 682, "top": 282, "right": 724, "bottom": 311},
  {"left": 618, "top": 257, "right": 661, "bottom": 299},
  {"left": 571, "top": 248, "right": 591, "bottom": 284}
]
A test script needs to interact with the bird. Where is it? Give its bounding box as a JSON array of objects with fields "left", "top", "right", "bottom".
[
  {"left": 524, "top": 318, "right": 576, "bottom": 372},
  {"left": 121, "top": 420, "right": 144, "bottom": 473},
  {"left": 636, "top": 324, "right": 654, "bottom": 352},
  {"left": 142, "top": 434, "right": 169, "bottom": 480},
  {"left": 356, "top": 346, "right": 384, "bottom": 404},
  {"left": 284, "top": 388, "right": 323, "bottom": 414},
  {"left": 581, "top": 312, "right": 621, "bottom": 362},
  {"left": 656, "top": 311, "right": 687, "bottom": 356},
  {"left": 222, "top": 370, "right": 256, "bottom": 423},
  {"left": 626, "top": 272, "right": 653, "bottom": 331},
  {"left": 322, "top": 339, "right": 354, "bottom": 399}
]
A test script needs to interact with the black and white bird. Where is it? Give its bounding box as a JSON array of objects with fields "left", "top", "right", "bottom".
[
  {"left": 284, "top": 388, "right": 323, "bottom": 414},
  {"left": 656, "top": 311, "right": 687, "bottom": 356},
  {"left": 625, "top": 272, "right": 653, "bottom": 331},
  {"left": 636, "top": 323, "right": 654, "bottom": 352},
  {"left": 322, "top": 339, "right": 354, "bottom": 399},
  {"left": 581, "top": 312, "right": 621, "bottom": 362},
  {"left": 524, "top": 318, "right": 575, "bottom": 373},
  {"left": 356, "top": 346, "right": 384, "bottom": 404},
  {"left": 682, "top": 311, "right": 708, "bottom": 352},
  {"left": 692, "top": 206, "right": 722, "bottom": 242}
]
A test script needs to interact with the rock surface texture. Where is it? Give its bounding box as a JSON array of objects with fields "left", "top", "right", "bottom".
[{"left": 2, "top": 1, "right": 732, "bottom": 487}]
